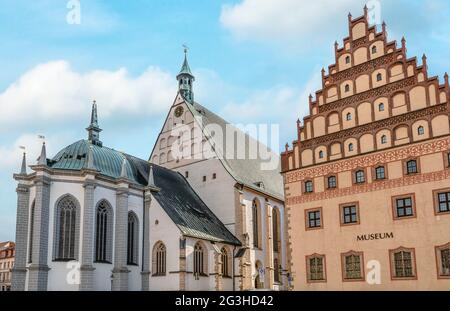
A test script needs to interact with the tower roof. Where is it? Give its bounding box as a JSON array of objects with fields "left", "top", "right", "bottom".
[{"left": 177, "top": 48, "right": 194, "bottom": 78}]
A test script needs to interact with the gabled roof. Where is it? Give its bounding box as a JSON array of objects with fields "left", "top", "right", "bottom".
[
  {"left": 48, "top": 139, "right": 241, "bottom": 245},
  {"left": 185, "top": 101, "right": 285, "bottom": 201}
]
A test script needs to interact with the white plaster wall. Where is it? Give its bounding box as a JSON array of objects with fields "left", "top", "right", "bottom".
[
  {"left": 149, "top": 199, "right": 181, "bottom": 291},
  {"left": 184, "top": 237, "right": 215, "bottom": 291}
]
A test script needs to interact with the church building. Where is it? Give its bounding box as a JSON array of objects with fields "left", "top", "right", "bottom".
[
  {"left": 281, "top": 8, "right": 450, "bottom": 290},
  {"left": 11, "top": 52, "right": 286, "bottom": 291}
]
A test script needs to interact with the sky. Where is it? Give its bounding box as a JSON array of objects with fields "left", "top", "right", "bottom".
[{"left": 0, "top": 0, "right": 449, "bottom": 241}]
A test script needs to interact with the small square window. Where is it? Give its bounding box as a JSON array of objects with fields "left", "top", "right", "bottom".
[
  {"left": 212, "top": 173, "right": 217, "bottom": 179},
  {"left": 375, "top": 166, "right": 385, "bottom": 180},
  {"left": 203, "top": 176, "right": 206, "bottom": 182},
  {"left": 406, "top": 160, "right": 418, "bottom": 174},
  {"left": 327, "top": 176, "right": 337, "bottom": 189},
  {"left": 436, "top": 191, "right": 450, "bottom": 213},
  {"left": 341, "top": 205, "right": 358, "bottom": 225},
  {"left": 394, "top": 196, "right": 415, "bottom": 218},
  {"left": 185, "top": 171, "right": 189, "bottom": 178},
  {"left": 379, "top": 103, "right": 385, "bottom": 111},
  {"left": 355, "top": 170, "right": 365, "bottom": 184},
  {"left": 304, "top": 181, "right": 313, "bottom": 193},
  {"left": 307, "top": 210, "right": 322, "bottom": 229}
]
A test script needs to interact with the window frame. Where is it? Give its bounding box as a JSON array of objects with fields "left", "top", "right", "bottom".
[
  {"left": 152, "top": 241, "right": 167, "bottom": 277},
  {"left": 341, "top": 251, "right": 365, "bottom": 282},
  {"left": 53, "top": 194, "right": 80, "bottom": 262},
  {"left": 305, "top": 254, "right": 327, "bottom": 283},
  {"left": 391, "top": 194, "right": 416, "bottom": 220},
  {"left": 352, "top": 168, "right": 366, "bottom": 185},
  {"left": 435, "top": 242, "right": 450, "bottom": 279},
  {"left": 389, "top": 247, "right": 417, "bottom": 280},
  {"left": 373, "top": 165, "right": 387, "bottom": 181},
  {"left": 432, "top": 188, "right": 450, "bottom": 216},
  {"left": 303, "top": 180, "right": 314, "bottom": 194},
  {"left": 339, "top": 202, "right": 360, "bottom": 226},
  {"left": 326, "top": 175, "right": 338, "bottom": 190},
  {"left": 127, "top": 211, "right": 139, "bottom": 266},
  {"left": 305, "top": 207, "right": 323, "bottom": 231},
  {"left": 94, "top": 200, "right": 113, "bottom": 264},
  {"left": 403, "top": 158, "right": 420, "bottom": 176}
]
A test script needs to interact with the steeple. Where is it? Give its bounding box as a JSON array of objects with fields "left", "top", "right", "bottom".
[
  {"left": 37, "top": 142, "right": 47, "bottom": 166},
  {"left": 86, "top": 100, "right": 103, "bottom": 147},
  {"left": 176, "top": 47, "right": 195, "bottom": 103},
  {"left": 20, "top": 151, "right": 27, "bottom": 175}
]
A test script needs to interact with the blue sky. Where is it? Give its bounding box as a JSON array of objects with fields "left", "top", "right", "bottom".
[{"left": 0, "top": 0, "right": 449, "bottom": 241}]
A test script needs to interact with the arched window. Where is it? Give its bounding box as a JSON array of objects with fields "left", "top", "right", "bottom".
[
  {"left": 345, "top": 84, "right": 350, "bottom": 92},
  {"left": 221, "top": 247, "right": 230, "bottom": 277},
  {"left": 152, "top": 242, "right": 166, "bottom": 276},
  {"left": 418, "top": 126, "right": 425, "bottom": 136},
  {"left": 95, "top": 200, "right": 113, "bottom": 263},
  {"left": 319, "top": 151, "right": 324, "bottom": 159},
  {"left": 381, "top": 135, "right": 387, "bottom": 144},
  {"left": 355, "top": 170, "right": 365, "bottom": 184},
  {"left": 327, "top": 176, "right": 337, "bottom": 189},
  {"left": 348, "top": 143, "right": 354, "bottom": 152},
  {"left": 160, "top": 138, "right": 166, "bottom": 149},
  {"left": 377, "top": 73, "right": 382, "bottom": 81},
  {"left": 345, "top": 56, "right": 351, "bottom": 64},
  {"left": 194, "top": 242, "right": 206, "bottom": 276},
  {"left": 127, "top": 212, "right": 139, "bottom": 265},
  {"left": 274, "top": 258, "right": 280, "bottom": 283},
  {"left": 252, "top": 200, "right": 260, "bottom": 248},
  {"left": 272, "top": 208, "right": 280, "bottom": 253},
  {"left": 54, "top": 195, "right": 79, "bottom": 260},
  {"left": 372, "top": 46, "right": 377, "bottom": 54},
  {"left": 346, "top": 113, "right": 352, "bottom": 121},
  {"left": 379, "top": 103, "right": 385, "bottom": 111},
  {"left": 28, "top": 201, "right": 35, "bottom": 263}
]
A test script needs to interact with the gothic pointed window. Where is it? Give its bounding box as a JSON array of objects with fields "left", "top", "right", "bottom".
[
  {"left": 194, "top": 242, "right": 206, "bottom": 277},
  {"left": 95, "top": 200, "right": 113, "bottom": 263},
  {"left": 221, "top": 247, "right": 230, "bottom": 277},
  {"left": 252, "top": 200, "right": 260, "bottom": 248},
  {"left": 272, "top": 208, "right": 280, "bottom": 253},
  {"left": 54, "top": 195, "right": 79, "bottom": 261},
  {"left": 127, "top": 212, "right": 139, "bottom": 265},
  {"left": 152, "top": 241, "right": 166, "bottom": 276}
]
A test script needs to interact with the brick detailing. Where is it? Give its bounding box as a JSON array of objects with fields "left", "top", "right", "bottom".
[
  {"left": 285, "top": 137, "right": 450, "bottom": 183},
  {"left": 11, "top": 183, "right": 30, "bottom": 291},
  {"left": 28, "top": 175, "right": 51, "bottom": 291},
  {"left": 79, "top": 181, "right": 96, "bottom": 291},
  {"left": 287, "top": 168, "right": 450, "bottom": 205},
  {"left": 112, "top": 187, "right": 130, "bottom": 291}
]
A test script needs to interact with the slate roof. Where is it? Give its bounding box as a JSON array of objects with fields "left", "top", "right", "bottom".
[
  {"left": 49, "top": 139, "right": 241, "bottom": 245},
  {"left": 185, "top": 102, "right": 285, "bottom": 201}
]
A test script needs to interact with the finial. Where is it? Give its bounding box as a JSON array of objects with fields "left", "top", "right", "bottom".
[
  {"left": 445, "top": 72, "right": 449, "bottom": 89},
  {"left": 364, "top": 5, "right": 368, "bottom": 17},
  {"left": 19, "top": 146, "right": 27, "bottom": 175},
  {"left": 87, "top": 100, "right": 102, "bottom": 147},
  {"left": 297, "top": 118, "right": 301, "bottom": 125},
  {"left": 147, "top": 164, "right": 155, "bottom": 187},
  {"left": 37, "top": 141, "right": 47, "bottom": 166},
  {"left": 309, "top": 94, "right": 313, "bottom": 104},
  {"left": 285, "top": 143, "right": 289, "bottom": 152},
  {"left": 120, "top": 158, "right": 128, "bottom": 179}
]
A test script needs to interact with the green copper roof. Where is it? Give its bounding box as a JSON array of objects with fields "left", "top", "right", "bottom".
[{"left": 178, "top": 53, "right": 193, "bottom": 77}]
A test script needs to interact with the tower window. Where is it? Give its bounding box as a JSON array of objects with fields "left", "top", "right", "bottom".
[
  {"left": 372, "top": 46, "right": 377, "bottom": 54},
  {"left": 345, "top": 56, "right": 351, "bottom": 64},
  {"left": 345, "top": 84, "right": 350, "bottom": 92},
  {"left": 319, "top": 151, "right": 324, "bottom": 159},
  {"left": 375, "top": 166, "right": 386, "bottom": 180},
  {"left": 418, "top": 126, "right": 425, "bottom": 136},
  {"left": 346, "top": 113, "right": 352, "bottom": 121},
  {"left": 348, "top": 143, "right": 354, "bottom": 152},
  {"left": 203, "top": 176, "right": 206, "bottom": 182},
  {"left": 327, "top": 176, "right": 337, "bottom": 189},
  {"left": 379, "top": 103, "right": 385, "bottom": 111},
  {"left": 355, "top": 170, "right": 365, "bottom": 184},
  {"left": 377, "top": 73, "right": 382, "bottom": 81},
  {"left": 406, "top": 160, "right": 418, "bottom": 174},
  {"left": 304, "top": 180, "right": 314, "bottom": 193},
  {"left": 212, "top": 173, "right": 217, "bottom": 179},
  {"left": 381, "top": 135, "right": 387, "bottom": 144}
]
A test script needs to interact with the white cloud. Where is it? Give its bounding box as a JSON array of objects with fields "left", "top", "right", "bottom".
[
  {"left": 0, "top": 60, "right": 177, "bottom": 132},
  {"left": 220, "top": 0, "right": 365, "bottom": 46}
]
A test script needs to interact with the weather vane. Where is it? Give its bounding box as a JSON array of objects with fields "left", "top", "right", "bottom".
[{"left": 182, "top": 44, "right": 189, "bottom": 54}]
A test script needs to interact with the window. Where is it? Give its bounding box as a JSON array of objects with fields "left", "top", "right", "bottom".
[
  {"left": 375, "top": 166, "right": 386, "bottom": 180},
  {"left": 185, "top": 171, "right": 189, "bottom": 178},
  {"left": 221, "top": 247, "right": 230, "bottom": 277},
  {"left": 390, "top": 248, "right": 416, "bottom": 279},
  {"left": 379, "top": 103, "right": 385, "bottom": 111},
  {"left": 341, "top": 204, "right": 359, "bottom": 225},
  {"left": 194, "top": 242, "right": 206, "bottom": 277},
  {"left": 304, "top": 180, "right": 313, "bottom": 193},
  {"left": 345, "top": 56, "right": 351, "bottom": 64},
  {"left": 306, "top": 209, "right": 322, "bottom": 229},
  {"left": 272, "top": 208, "right": 280, "bottom": 253},
  {"left": 355, "top": 170, "right": 365, "bottom": 184},
  {"left": 274, "top": 258, "right": 280, "bottom": 283},
  {"left": 212, "top": 173, "right": 217, "bottom": 179},
  {"left": 406, "top": 160, "right": 418, "bottom": 174},
  {"left": 436, "top": 243, "right": 450, "bottom": 278},
  {"left": 327, "top": 176, "right": 337, "bottom": 189},
  {"left": 346, "top": 113, "right": 352, "bottom": 121},
  {"left": 203, "top": 176, "right": 206, "bottom": 182},
  {"left": 127, "top": 212, "right": 139, "bottom": 265},
  {"left": 348, "top": 143, "right": 354, "bottom": 152},
  {"left": 394, "top": 196, "right": 415, "bottom": 218},
  {"left": 28, "top": 201, "right": 35, "bottom": 263},
  {"left": 376, "top": 73, "right": 382, "bottom": 81},
  {"left": 372, "top": 46, "right": 377, "bottom": 54},
  {"left": 319, "top": 151, "right": 324, "bottom": 159},
  {"left": 95, "top": 200, "right": 113, "bottom": 263},
  {"left": 307, "top": 255, "right": 326, "bottom": 282},
  {"left": 342, "top": 252, "right": 364, "bottom": 281},
  {"left": 252, "top": 200, "right": 260, "bottom": 248},
  {"left": 447, "top": 153, "right": 450, "bottom": 167},
  {"left": 152, "top": 242, "right": 166, "bottom": 276},
  {"left": 418, "top": 126, "right": 425, "bottom": 136},
  {"left": 436, "top": 191, "right": 450, "bottom": 213},
  {"left": 381, "top": 135, "right": 387, "bottom": 144},
  {"left": 55, "top": 195, "right": 79, "bottom": 261},
  {"left": 344, "top": 84, "right": 350, "bottom": 92}
]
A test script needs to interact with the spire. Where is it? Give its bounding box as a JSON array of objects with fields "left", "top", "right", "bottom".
[
  {"left": 38, "top": 142, "right": 47, "bottom": 166},
  {"left": 147, "top": 164, "right": 155, "bottom": 187},
  {"left": 176, "top": 46, "right": 195, "bottom": 103},
  {"left": 445, "top": 72, "right": 449, "bottom": 89},
  {"left": 86, "top": 145, "right": 95, "bottom": 170},
  {"left": 120, "top": 158, "right": 128, "bottom": 179},
  {"left": 86, "top": 100, "right": 103, "bottom": 147},
  {"left": 364, "top": 5, "right": 368, "bottom": 19},
  {"left": 20, "top": 151, "right": 27, "bottom": 175}
]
